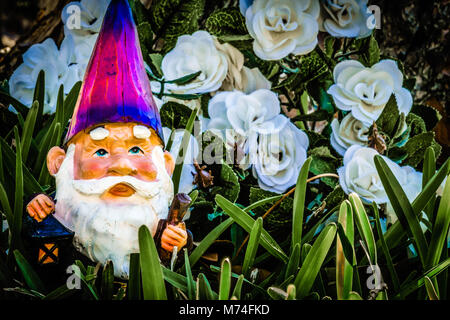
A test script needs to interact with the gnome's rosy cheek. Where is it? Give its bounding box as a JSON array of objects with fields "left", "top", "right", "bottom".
[
  {"left": 129, "top": 156, "right": 158, "bottom": 181},
  {"left": 74, "top": 157, "right": 111, "bottom": 180}
]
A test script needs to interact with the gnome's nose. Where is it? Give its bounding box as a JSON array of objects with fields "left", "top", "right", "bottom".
[{"left": 108, "top": 156, "right": 138, "bottom": 176}]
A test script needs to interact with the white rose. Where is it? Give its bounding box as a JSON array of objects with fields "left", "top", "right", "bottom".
[
  {"left": 338, "top": 146, "right": 423, "bottom": 223},
  {"left": 243, "top": 0, "right": 320, "bottom": 60},
  {"left": 252, "top": 121, "right": 309, "bottom": 193},
  {"left": 215, "top": 40, "right": 271, "bottom": 93},
  {"left": 207, "top": 89, "right": 289, "bottom": 142},
  {"left": 161, "top": 31, "right": 228, "bottom": 95},
  {"left": 162, "top": 127, "right": 199, "bottom": 195},
  {"left": 330, "top": 113, "right": 369, "bottom": 156},
  {"left": 328, "top": 59, "right": 413, "bottom": 126},
  {"left": 9, "top": 36, "right": 83, "bottom": 114},
  {"left": 318, "top": 0, "right": 372, "bottom": 38}
]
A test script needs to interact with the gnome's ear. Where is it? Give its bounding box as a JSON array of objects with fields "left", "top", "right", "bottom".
[
  {"left": 163, "top": 151, "right": 175, "bottom": 176},
  {"left": 47, "top": 146, "right": 66, "bottom": 175}
]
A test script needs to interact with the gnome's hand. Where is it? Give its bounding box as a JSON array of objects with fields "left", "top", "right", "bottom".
[
  {"left": 161, "top": 223, "right": 188, "bottom": 253},
  {"left": 27, "top": 194, "right": 55, "bottom": 222}
]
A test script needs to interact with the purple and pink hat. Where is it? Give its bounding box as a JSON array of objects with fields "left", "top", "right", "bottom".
[{"left": 64, "top": 0, "right": 163, "bottom": 145}]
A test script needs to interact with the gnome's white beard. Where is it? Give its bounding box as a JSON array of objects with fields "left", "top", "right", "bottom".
[{"left": 53, "top": 144, "right": 174, "bottom": 279}]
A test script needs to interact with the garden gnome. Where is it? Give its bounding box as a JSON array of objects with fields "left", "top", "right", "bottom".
[{"left": 26, "top": 0, "right": 191, "bottom": 278}]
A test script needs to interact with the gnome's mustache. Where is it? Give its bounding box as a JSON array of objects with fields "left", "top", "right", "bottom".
[{"left": 72, "top": 175, "right": 162, "bottom": 199}]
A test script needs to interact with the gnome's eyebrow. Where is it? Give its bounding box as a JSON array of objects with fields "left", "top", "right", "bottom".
[
  {"left": 89, "top": 126, "right": 110, "bottom": 140},
  {"left": 133, "top": 125, "right": 151, "bottom": 139}
]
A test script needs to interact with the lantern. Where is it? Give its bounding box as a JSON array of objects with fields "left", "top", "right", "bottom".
[{"left": 24, "top": 214, "right": 74, "bottom": 266}]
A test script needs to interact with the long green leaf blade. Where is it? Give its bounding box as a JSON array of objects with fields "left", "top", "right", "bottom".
[
  {"left": 242, "top": 217, "right": 262, "bottom": 278},
  {"left": 219, "top": 258, "right": 231, "bottom": 300},
  {"left": 188, "top": 217, "right": 234, "bottom": 268},
  {"left": 294, "top": 223, "right": 337, "bottom": 298},
  {"left": 292, "top": 157, "right": 312, "bottom": 252},
  {"left": 426, "top": 176, "right": 450, "bottom": 269},
  {"left": 13, "top": 250, "right": 46, "bottom": 294},
  {"left": 128, "top": 253, "right": 141, "bottom": 300},
  {"left": 374, "top": 155, "right": 428, "bottom": 267},
  {"left": 138, "top": 225, "right": 167, "bottom": 300},
  {"left": 349, "top": 193, "right": 377, "bottom": 265},
  {"left": 215, "top": 195, "right": 288, "bottom": 263},
  {"left": 336, "top": 200, "right": 354, "bottom": 300},
  {"left": 21, "top": 101, "right": 39, "bottom": 162},
  {"left": 173, "top": 105, "right": 198, "bottom": 194}
]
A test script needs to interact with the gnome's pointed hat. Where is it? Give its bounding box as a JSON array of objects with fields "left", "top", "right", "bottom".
[{"left": 64, "top": 0, "right": 163, "bottom": 145}]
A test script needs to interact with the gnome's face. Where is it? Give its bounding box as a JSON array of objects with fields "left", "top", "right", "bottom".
[{"left": 46, "top": 123, "right": 175, "bottom": 278}]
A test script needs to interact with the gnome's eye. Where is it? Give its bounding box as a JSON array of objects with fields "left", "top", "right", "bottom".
[
  {"left": 94, "top": 149, "right": 109, "bottom": 157},
  {"left": 129, "top": 146, "right": 144, "bottom": 155}
]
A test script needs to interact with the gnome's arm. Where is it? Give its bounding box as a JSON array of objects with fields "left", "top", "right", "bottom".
[{"left": 154, "top": 193, "right": 194, "bottom": 265}]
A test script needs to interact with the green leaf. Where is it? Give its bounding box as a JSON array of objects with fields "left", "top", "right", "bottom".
[
  {"left": 136, "top": 21, "right": 154, "bottom": 67},
  {"left": 165, "top": 71, "right": 202, "bottom": 85},
  {"left": 205, "top": 7, "right": 248, "bottom": 37},
  {"left": 172, "top": 104, "right": 199, "bottom": 194},
  {"left": 0, "top": 90, "right": 29, "bottom": 117},
  {"left": 210, "top": 162, "right": 240, "bottom": 203},
  {"left": 308, "top": 147, "right": 340, "bottom": 188},
  {"left": 248, "top": 187, "right": 293, "bottom": 235},
  {"left": 349, "top": 193, "right": 377, "bottom": 264},
  {"left": 423, "top": 147, "right": 437, "bottom": 222},
  {"left": 215, "top": 195, "right": 288, "bottom": 263},
  {"left": 138, "top": 225, "right": 167, "bottom": 300},
  {"left": 382, "top": 158, "right": 450, "bottom": 250},
  {"left": 54, "top": 84, "right": 64, "bottom": 126},
  {"left": 426, "top": 176, "right": 450, "bottom": 269},
  {"left": 13, "top": 250, "right": 46, "bottom": 294},
  {"left": 159, "top": 101, "right": 194, "bottom": 130},
  {"left": 150, "top": 0, "right": 205, "bottom": 53},
  {"left": 396, "top": 258, "right": 449, "bottom": 298},
  {"left": 399, "top": 132, "right": 442, "bottom": 168},
  {"left": 374, "top": 155, "right": 428, "bottom": 267},
  {"left": 292, "top": 157, "right": 312, "bottom": 251},
  {"left": 11, "top": 127, "right": 24, "bottom": 253},
  {"left": 128, "top": 253, "right": 141, "bottom": 300},
  {"left": 286, "top": 284, "right": 296, "bottom": 300},
  {"left": 219, "top": 257, "right": 232, "bottom": 300},
  {"left": 43, "top": 284, "right": 75, "bottom": 300},
  {"left": 148, "top": 53, "right": 164, "bottom": 79},
  {"left": 372, "top": 203, "right": 401, "bottom": 295},
  {"left": 21, "top": 101, "right": 39, "bottom": 162},
  {"left": 285, "top": 243, "right": 301, "bottom": 281},
  {"left": 161, "top": 266, "right": 188, "bottom": 292},
  {"left": 424, "top": 276, "right": 439, "bottom": 300},
  {"left": 196, "top": 273, "right": 216, "bottom": 300},
  {"left": 294, "top": 223, "right": 337, "bottom": 298},
  {"left": 184, "top": 249, "right": 195, "bottom": 300},
  {"left": 242, "top": 217, "right": 263, "bottom": 278},
  {"left": 375, "top": 95, "right": 401, "bottom": 139},
  {"left": 231, "top": 274, "right": 244, "bottom": 300},
  {"left": 336, "top": 200, "right": 354, "bottom": 300},
  {"left": 244, "top": 194, "right": 283, "bottom": 213},
  {"left": 359, "top": 34, "right": 380, "bottom": 67},
  {"left": 38, "top": 122, "right": 61, "bottom": 186},
  {"left": 188, "top": 217, "right": 234, "bottom": 268},
  {"left": 63, "top": 81, "right": 82, "bottom": 128},
  {"left": 101, "top": 260, "right": 114, "bottom": 300},
  {"left": 33, "top": 70, "right": 45, "bottom": 131},
  {"left": 348, "top": 291, "right": 363, "bottom": 300}
]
